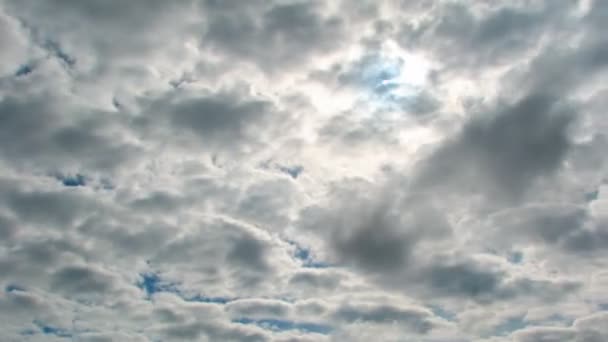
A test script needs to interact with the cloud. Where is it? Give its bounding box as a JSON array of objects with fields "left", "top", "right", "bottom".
[
  {"left": 202, "top": 0, "right": 345, "bottom": 71},
  {"left": 133, "top": 86, "right": 300, "bottom": 162},
  {"left": 297, "top": 179, "right": 452, "bottom": 274},
  {"left": 414, "top": 93, "right": 575, "bottom": 201},
  {"left": 2, "top": 0, "right": 608, "bottom": 341},
  {"left": 513, "top": 312, "right": 608, "bottom": 341},
  {"left": 331, "top": 302, "right": 435, "bottom": 333},
  {"left": 0, "top": 9, "right": 31, "bottom": 76},
  {"left": 399, "top": 1, "right": 573, "bottom": 70},
  {"left": 0, "top": 93, "right": 140, "bottom": 172},
  {"left": 226, "top": 299, "right": 291, "bottom": 320},
  {"left": 50, "top": 265, "right": 120, "bottom": 295}
]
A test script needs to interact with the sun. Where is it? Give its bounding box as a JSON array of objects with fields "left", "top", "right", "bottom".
[{"left": 356, "top": 40, "right": 432, "bottom": 111}]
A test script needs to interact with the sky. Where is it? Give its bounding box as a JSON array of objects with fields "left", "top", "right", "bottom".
[{"left": 1, "top": 0, "right": 608, "bottom": 341}]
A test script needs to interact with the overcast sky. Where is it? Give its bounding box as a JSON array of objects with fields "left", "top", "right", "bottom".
[{"left": 1, "top": 0, "right": 608, "bottom": 341}]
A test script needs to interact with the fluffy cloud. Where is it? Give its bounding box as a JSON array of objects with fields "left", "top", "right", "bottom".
[{"left": 1, "top": 0, "right": 608, "bottom": 341}]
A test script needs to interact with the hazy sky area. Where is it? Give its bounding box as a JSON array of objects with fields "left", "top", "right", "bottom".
[{"left": 2, "top": 0, "right": 608, "bottom": 341}]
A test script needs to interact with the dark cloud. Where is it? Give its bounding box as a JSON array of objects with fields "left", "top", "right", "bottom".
[
  {"left": 3, "top": 0, "right": 198, "bottom": 75},
  {"left": 298, "top": 181, "right": 451, "bottom": 274},
  {"left": 488, "top": 204, "right": 588, "bottom": 244},
  {"left": 296, "top": 180, "right": 575, "bottom": 305},
  {"left": 0, "top": 214, "right": 17, "bottom": 240},
  {"left": 3, "top": 187, "right": 94, "bottom": 228},
  {"left": 135, "top": 87, "right": 294, "bottom": 157},
  {"left": 293, "top": 177, "right": 578, "bottom": 304},
  {"left": 423, "top": 259, "right": 502, "bottom": 299},
  {"left": 0, "top": 94, "right": 140, "bottom": 172},
  {"left": 399, "top": 1, "right": 573, "bottom": 70},
  {"left": 0, "top": 235, "right": 89, "bottom": 283},
  {"left": 50, "top": 265, "right": 117, "bottom": 294},
  {"left": 503, "top": 2, "right": 608, "bottom": 98},
  {"left": 76, "top": 218, "right": 172, "bottom": 260},
  {"left": 487, "top": 203, "right": 608, "bottom": 256},
  {"left": 202, "top": 0, "right": 345, "bottom": 71},
  {"left": 414, "top": 93, "right": 575, "bottom": 201},
  {"left": 149, "top": 218, "right": 294, "bottom": 297},
  {"left": 228, "top": 236, "right": 272, "bottom": 273},
  {"left": 331, "top": 207, "right": 414, "bottom": 272},
  {"left": 170, "top": 97, "right": 268, "bottom": 144},
  {"left": 407, "top": 255, "right": 580, "bottom": 304}
]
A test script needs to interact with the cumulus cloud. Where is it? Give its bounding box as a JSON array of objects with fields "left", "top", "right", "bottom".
[
  {"left": 1, "top": 0, "right": 607, "bottom": 341},
  {"left": 413, "top": 92, "right": 575, "bottom": 202}
]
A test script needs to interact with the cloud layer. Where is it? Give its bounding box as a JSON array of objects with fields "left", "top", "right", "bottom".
[{"left": 1, "top": 0, "right": 608, "bottom": 341}]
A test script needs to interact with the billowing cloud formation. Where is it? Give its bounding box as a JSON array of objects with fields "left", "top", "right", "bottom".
[{"left": 1, "top": 0, "right": 608, "bottom": 341}]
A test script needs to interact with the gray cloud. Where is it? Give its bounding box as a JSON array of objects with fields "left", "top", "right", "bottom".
[
  {"left": 298, "top": 181, "right": 451, "bottom": 274},
  {"left": 202, "top": 0, "right": 345, "bottom": 71},
  {"left": 134, "top": 87, "right": 296, "bottom": 158},
  {"left": 399, "top": 0, "right": 574, "bottom": 71},
  {"left": 2, "top": 0, "right": 608, "bottom": 341},
  {"left": 0, "top": 94, "right": 140, "bottom": 172},
  {"left": 409, "top": 255, "right": 581, "bottom": 304},
  {"left": 423, "top": 259, "right": 502, "bottom": 299},
  {"left": 414, "top": 93, "right": 575, "bottom": 201},
  {"left": 486, "top": 202, "right": 608, "bottom": 256},
  {"left": 50, "top": 265, "right": 117, "bottom": 295}
]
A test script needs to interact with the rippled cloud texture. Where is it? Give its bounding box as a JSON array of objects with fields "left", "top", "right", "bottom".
[{"left": 1, "top": 1, "right": 608, "bottom": 341}]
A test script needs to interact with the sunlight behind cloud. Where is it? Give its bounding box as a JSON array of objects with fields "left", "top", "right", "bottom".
[{"left": 1, "top": 1, "right": 607, "bottom": 341}]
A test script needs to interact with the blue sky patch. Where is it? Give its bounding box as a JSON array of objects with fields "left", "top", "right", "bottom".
[
  {"left": 292, "top": 242, "right": 330, "bottom": 268},
  {"left": 353, "top": 54, "right": 403, "bottom": 96},
  {"left": 99, "top": 178, "right": 115, "bottom": 190},
  {"left": 585, "top": 189, "right": 599, "bottom": 202},
  {"left": 15, "top": 64, "right": 33, "bottom": 77},
  {"left": 341, "top": 51, "right": 431, "bottom": 113},
  {"left": 278, "top": 165, "right": 304, "bottom": 179},
  {"left": 44, "top": 40, "right": 76, "bottom": 67},
  {"left": 429, "top": 305, "right": 456, "bottom": 322},
  {"left": 57, "top": 173, "right": 87, "bottom": 187},
  {"left": 5, "top": 284, "right": 25, "bottom": 293},
  {"left": 33, "top": 320, "right": 72, "bottom": 338},
  {"left": 138, "top": 272, "right": 180, "bottom": 298},
  {"left": 137, "top": 272, "right": 232, "bottom": 303},
  {"left": 508, "top": 251, "right": 524, "bottom": 264}
]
